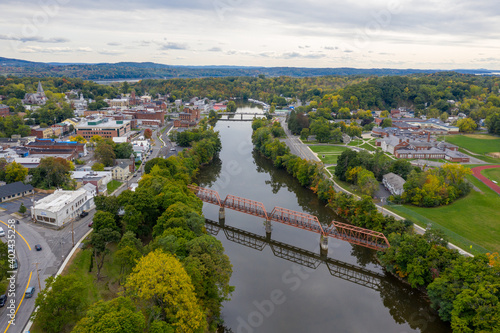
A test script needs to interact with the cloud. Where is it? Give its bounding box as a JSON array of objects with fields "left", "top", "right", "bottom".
[
  {"left": 98, "top": 49, "right": 124, "bottom": 55},
  {"left": 324, "top": 46, "right": 339, "bottom": 50},
  {"left": 17, "top": 46, "right": 91, "bottom": 53},
  {"left": 0, "top": 34, "right": 69, "bottom": 43},
  {"left": 107, "top": 42, "right": 121, "bottom": 46},
  {"left": 281, "top": 52, "right": 325, "bottom": 59},
  {"left": 207, "top": 47, "right": 222, "bottom": 52},
  {"left": 158, "top": 42, "right": 189, "bottom": 50}
]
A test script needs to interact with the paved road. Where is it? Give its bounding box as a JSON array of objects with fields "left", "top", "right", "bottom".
[
  {"left": 279, "top": 118, "right": 320, "bottom": 162},
  {"left": 0, "top": 209, "right": 95, "bottom": 333}
]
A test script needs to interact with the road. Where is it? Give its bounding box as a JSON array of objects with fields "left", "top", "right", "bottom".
[
  {"left": 0, "top": 210, "right": 95, "bottom": 333},
  {"left": 279, "top": 118, "right": 320, "bottom": 162},
  {"left": 0, "top": 122, "right": 184, "bottom": 332}
]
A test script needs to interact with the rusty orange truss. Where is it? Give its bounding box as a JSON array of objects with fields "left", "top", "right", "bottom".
[
  {"left": 269, "top": 207, "right": 324, "bottom": 234},
  {"left": 223, "top": 194, "right": 268, "bottom": 220},
  {"left": 188, "top": 185, "right": 390, "bottom": 251}
]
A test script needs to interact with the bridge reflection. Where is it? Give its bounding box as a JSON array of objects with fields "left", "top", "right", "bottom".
[{"left": 205, "top": 219, "right": 386, "bottom": 291}]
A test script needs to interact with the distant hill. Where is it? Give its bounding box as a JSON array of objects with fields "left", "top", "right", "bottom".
[{"left": 0, "top": 56, "right": 497, "bottom": 80}]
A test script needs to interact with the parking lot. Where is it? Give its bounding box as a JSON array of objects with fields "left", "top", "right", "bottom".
[{"left": 0, "top": 193, "right": 47, "bottom": 214}]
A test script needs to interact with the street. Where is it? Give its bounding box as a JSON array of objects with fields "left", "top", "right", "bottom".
[{"left": 0, "top": 121, "right": 180, "bottom": 332}]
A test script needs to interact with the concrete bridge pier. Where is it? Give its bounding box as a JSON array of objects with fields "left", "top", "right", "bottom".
[
  {"left": 219, "top": 207, "right": 225, "bottom": 226},
  {"left": 265, "top": 219, "right": 272, "bottom": 235},
  {"left": 241, "top": 113, "right": 243, "bottom": 120},
  {"left": 320, "top": 234, "right": 328, "bottom": 258}
]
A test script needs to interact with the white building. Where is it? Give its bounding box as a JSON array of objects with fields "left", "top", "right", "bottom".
[
  {"left": 382, "top": 173, "right": 406, "bottom": 196},
  {"left": 31, "top": 189, "right": 91, "bottom": 227}
]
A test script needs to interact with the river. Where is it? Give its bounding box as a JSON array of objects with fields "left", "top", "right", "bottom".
[{"left": 196, "top": 105, "right": 451, "bottom": 333}]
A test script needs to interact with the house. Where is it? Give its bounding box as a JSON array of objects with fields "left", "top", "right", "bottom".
[
  {"left": 31, "top": 189, "right": 90, "bottom": 227},
  {"left": 382, "top": 173, "right": 406, "bottom": 196},
  {"left": 0, "top": 182, "right": 34, "bottom": 203},
  {"left": 112, "top": 164, "right": 130, "bottom": 181},
  {"left": 71, "top": 171, "right": 112, "bottom": 194},
  {"left": 31, "top": 127, "right": 54, "bottom": 139},
  {"left": 0, "top": 104, "right": 10, "bottom": 117}
]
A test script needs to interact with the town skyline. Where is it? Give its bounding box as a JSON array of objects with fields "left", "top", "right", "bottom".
[{"left": 1, "top": 0, "right": 499, "bottom": 70}]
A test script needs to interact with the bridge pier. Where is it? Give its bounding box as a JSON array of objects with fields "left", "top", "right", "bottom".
[
  {"left": 265, "top": 219, "right": 272, "bottom": 234},
  {"left": 241, "top": 113, "right": 243, "bottom": 120},
  {"left": 320, "top": 235, "right": 328, "bottom": 258},
  {"left": 219, "top": 207, "right": 225, "bottom": 226}
]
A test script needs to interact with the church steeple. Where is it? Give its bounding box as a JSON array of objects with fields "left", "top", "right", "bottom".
[{"left": 37, "top": 81, "right": 44, "bottom": 94}]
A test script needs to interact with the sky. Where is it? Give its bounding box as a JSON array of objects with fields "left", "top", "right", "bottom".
[{"left": 1, "top": 0, "right": 499, "bottom": 69}]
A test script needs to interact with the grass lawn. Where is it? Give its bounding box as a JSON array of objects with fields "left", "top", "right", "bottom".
[
  {"left": 319, "top": 154, "right": 342, "bottom": 164},
  {"left": 387, "top": 175, "right": 500, "bottom": 254},
  {"left": 107, "top": 180, "right": 123, "bottom": 193},
  {"left": 443, "top": 134, "right": 500, "bottom": 163},
  {"left": 482, "top": 167, "right": 500, "bottom": 184},
  {"left": 30, "top": 247, "right": 123, "bottom": 333},
  {"left": 308, "top": 145, "right": 349, "bottom": 153}
]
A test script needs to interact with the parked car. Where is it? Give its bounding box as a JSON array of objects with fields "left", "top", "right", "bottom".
[
  {"left": 35, "top": 244, "right": 42, "bottom": 251},
  {"left": 80, "top": 211, "right": 89, "bottom": 218},
  {"left": 0, "top": 294, "right": 6, "bottom": 307},
  {"left": 0, "top": 227, "right": 4, "bottom": 237},
  {"left": 25, "top": 287, "right": 35, "bottom": 298},
  {"left": 12, "top": 258, "right": 18, "bottom": 270},
  {"left": 88, "top": 221, "right": 93, "bottom": 227}
]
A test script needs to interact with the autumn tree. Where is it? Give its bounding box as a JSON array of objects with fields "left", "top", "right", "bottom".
[
  {"left": 126, "top": 250, "right": 206, "bottom": 332},
  {"left": 91, "top": 162, "right": 104, "bottom": 171},
  {"left": 5, "top": 161, "right": 28, "bottom": 183},
  {"left": 69, "top": 135, "right": 87, "bottom": 144},
  {"left": 144, "top": 128, "right": 153, "bottom": 139},
  {"left": 456, "top": 118, "right": 477, "bottom": 133},
  {"left": 32, "top": 274, "right": 87, "bottom": 333},
  {"left": 72, "top": 297, "right": 145, "bottom": 333}
]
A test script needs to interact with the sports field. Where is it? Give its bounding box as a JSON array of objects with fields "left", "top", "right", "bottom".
[{"left": 388, "top": 175, "right": 500, "bottom": 254}]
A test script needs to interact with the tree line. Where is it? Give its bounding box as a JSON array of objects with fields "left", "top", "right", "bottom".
[{"left": 251, "top": 118, "right": 500, "bottom": 332}]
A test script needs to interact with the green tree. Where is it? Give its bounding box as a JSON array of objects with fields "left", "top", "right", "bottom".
[
  {"left": 19, "top": 202, "right": 27, "bottom": 214},
  {"left": 91, "top": 162, "right": 105, "bottom": 171},
  {"left": 114, "top": 142, "right": 134, "bottom": 159},
  {"left": 29, "top": 157, "right": 72, "bottom": 189},
  {"left": 89, "top": 226, "right": 121, "bottom": 279},
  {"left": 300, "top": 128, "right": 310, "bottom": 141},
  {"left": 5, "top": 161, "right": 28, "bottom": 183},
  {"left": 72, "top": 297, "right": 145, "bottom": 333},
  {"left": 381, "top": 118, "right": 393, "bottom": 128},
  {"left": 32, "top": 274, "right": 87, "bottom": 333},
  {"left": 226, "top": 101, "right": 237, "bottom": 113},
  {"left": 126, "top": 250, "right": 206, "bottom": 332},
  {"left": 310, "top": 119, "right": 330, "bottom": 143},
  {"left": 95, "top": 140, "right": 116, "bottom": 167}
]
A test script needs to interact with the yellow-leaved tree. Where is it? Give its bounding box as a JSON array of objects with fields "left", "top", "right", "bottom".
[{"left": 126, "top": 250, "right": 205, "bottom": 333}]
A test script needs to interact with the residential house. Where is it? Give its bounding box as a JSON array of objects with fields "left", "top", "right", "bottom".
[{"left": 382, "top": 173, "right": 406, "bottom": 196}]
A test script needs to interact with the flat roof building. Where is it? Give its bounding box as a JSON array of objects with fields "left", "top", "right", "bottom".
[
  {"left": 76, "top": 118, "right": 131, "bottom": 139},
  {"left": 31, "top": 189, "right": 91, "bottom": 227}
]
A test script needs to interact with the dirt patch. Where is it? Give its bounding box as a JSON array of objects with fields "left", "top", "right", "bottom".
[
  {"left": 487, "top": 152, "right": 500, "bottom": 158},
  {"left": 465, "top": 134, "right": 498, "bottom": 140}
]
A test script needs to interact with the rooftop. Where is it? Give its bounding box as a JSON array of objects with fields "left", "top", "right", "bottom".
[
  {"left": 34, "top": 189, "right": 86, "bottom": 212},
  {"left": 0, "top": 182, "right": 33, "bottom": 198}
]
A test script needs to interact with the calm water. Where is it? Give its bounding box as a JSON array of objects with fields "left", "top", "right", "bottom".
[{"left": 196, "top": 106, "right": 450, "bottom": 333}]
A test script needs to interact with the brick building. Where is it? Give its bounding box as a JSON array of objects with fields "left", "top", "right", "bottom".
[{"left": 76, "top": 118, "right": 131, "bottom": 139}]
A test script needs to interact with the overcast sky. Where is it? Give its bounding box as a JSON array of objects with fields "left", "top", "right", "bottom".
[{"left": 1, "top": 0, "right": 499, "bottom": 69}]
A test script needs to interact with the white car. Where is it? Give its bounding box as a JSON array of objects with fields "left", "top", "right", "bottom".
[{"left": 0, "top": 227, "right": 5, "bottom": 237}]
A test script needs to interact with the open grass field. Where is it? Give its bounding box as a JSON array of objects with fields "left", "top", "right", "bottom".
[
  {"left": 107, "top": 180, "right": 122, "bottom": 193},
  {"left": 482, "top": 167, "right": 500, "bottom": 184},
  {"left": 388, "top": 175, "right": 500, "bottom": 254},
  {"left": 309, "top": 145, "right": 349, "bottom": 164},
  {"left": 308, "top": 145, "right": 349, "bottom": 153},
  {"left": 444, "top": 134, "right": 500, "bottom": 155}
]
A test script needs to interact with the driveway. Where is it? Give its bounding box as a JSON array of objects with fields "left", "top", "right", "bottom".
[{"left": 0, "top": 193, "right": 47, "bottom": 214}]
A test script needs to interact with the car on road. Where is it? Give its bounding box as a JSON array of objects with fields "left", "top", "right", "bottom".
[
  {"left": 0, "top": 227, "right": 4, "bottom": 237},
  {"left": 35, "top": 244, "right": 42, "bottom": 251},
  {"left": 80, "top": 210, "right": 89, "bottom": 218},
  {"left": 170, "top": 147, "right": 176, "bottom": 151},
  {"left": 88, "top": 221, "right": 93, "bottom": 227},
  {"left": 12, "top": 258, "right": 18, "bottom": 270},
  {"left": 0, "top": 294, "right": 6, "bottom": 307},
  {"left": 25, "top": 287, "right": 35, "bottom": 298}
]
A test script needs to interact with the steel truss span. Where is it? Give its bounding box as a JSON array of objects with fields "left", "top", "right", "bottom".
[{"left": 189, "top": 185, "right": 390, "bottom": 251}]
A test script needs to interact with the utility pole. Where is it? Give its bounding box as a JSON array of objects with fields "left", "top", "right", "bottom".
[
  {"left": 71, "top": 219, "right": 74, "bottom": 247},
  {"left": 35, "top": 262, "right": 41, "bottom": 290}
]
